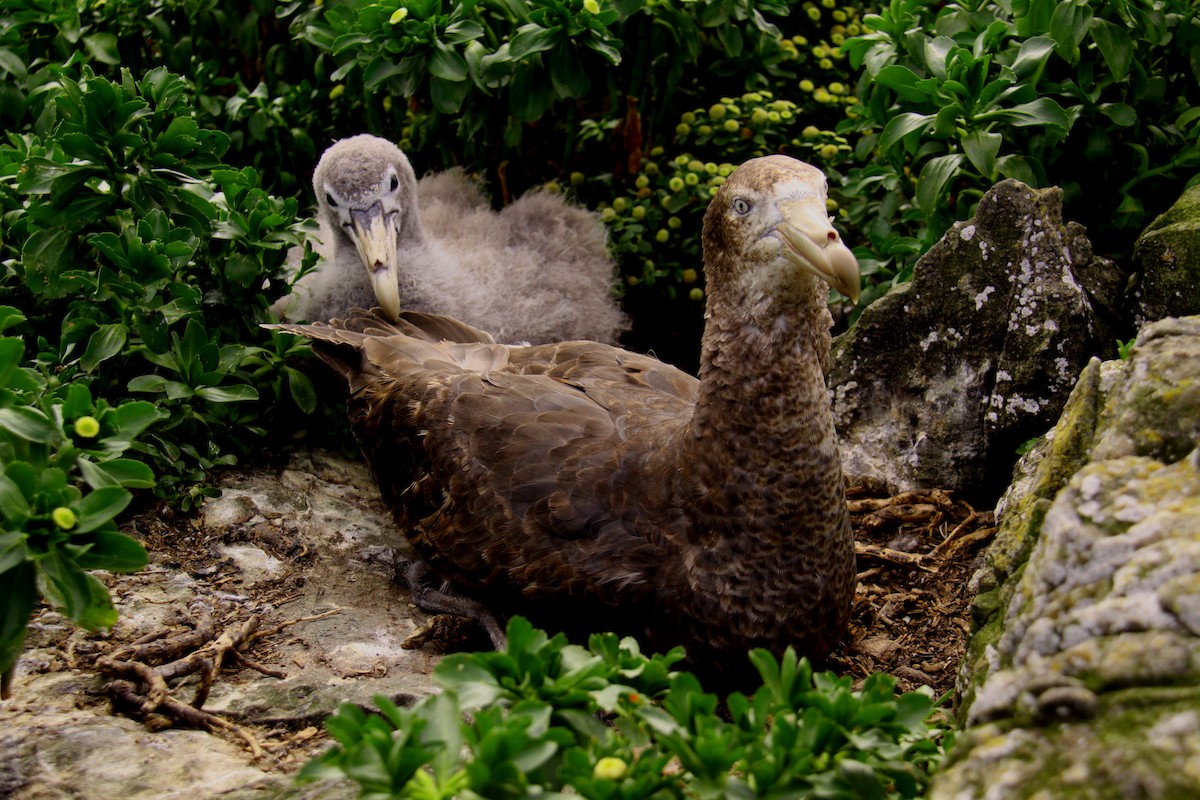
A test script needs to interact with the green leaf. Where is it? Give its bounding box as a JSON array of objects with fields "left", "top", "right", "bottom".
[
  {"left": 1, "top": 562, "right": 36, "bottom": 677},
  {"left": 128, "top": 375, "right": 193, "bottom": 399},
  {"left": 0, "top": 407, "right": 55, "bottom": 443},
  {"left": 879, "top": 112, "right": 936, "bottom": 153},
  {"left": 1049, "top": 1, "right": 1093, "bottom": 65},
  {"left": 1090, "top": 19, "right": 1133, "bottom": 81},
  {"left": 0, "top": 307, "right": 27, "bottom": 334},
  {"left": 978, "top": 97, "right": 1070, "bottom": 131},
  {"left": 873, "top": 65, "right": 929, "bottom": 103},
  {"left": 285, "top": 367, "right": 317, "bottom": 415},
  {"left": 72, "top": 486, "right": 133, "bottom": 534},
  {"left": 923, "top": 36, "right": 955, "bottom": 80},
  {"left": 549, "top": 44, "right": 590, "bottom": 98},
  {"left": 429, "top": 42, "right": 468, "bottom": 82},
  {"left": 996, "top": 154, "right": 1039, "bottom": 185},
  {"left": 223, "top": 254, "right": 259, "bottom": 288},
  {"left": 510, "top": 64, "right": 552, "bottom": 122},
  {"left": 0, "top": 531, "right": 29, "bottom": 575},
  {"left": 429, "top": 75, "right": 470, "bottom": 114},
  {"left": 80, "top": 324, "right": 128, "bottom": 372},
  {"left": 361, "top": 58, "right": 405, "bottom": 90},
  {"left": 1010, "top": 36, "right": 1055, "bottom": 82},
  {"left": 0, "top": 338, "right": 24, "bottom": 388},
  {"left": 420, "top": 691, "right": 466, "bottom": 781},
  {"left": 916, "top": 154, "right": 965, "bottom": 212},
  {"left": 74, "top": 530, "right": 148, "bottom": 572},
  {"left": 77, "top": 458, "right": 155, "bottom": 490},
  {"left": 962, "top": 130, "right": 1002, "bottom": 178},
  {"left": 837, "top": 757, "right": 888, "bottom": 800},
  {"left": 113, "top": 401, "right": 163, "bottom": 440},
  {"left": 716, "top": 23, "right": 744, "bottom": 57},
  {"left": 195, "top": 384, "right": 259, "bottom": 403},
  {"left": 1100, "top": 102, "right": 1136, "bottom": 127},
  {"left": 0, "top": 47, "right": 27, "bottom": 78},
  {"left": 508, "top": 24, "right": 560, "bottom": 60},
  {"left": 82, "top": 33, "right": 121, "bottom": 65}
]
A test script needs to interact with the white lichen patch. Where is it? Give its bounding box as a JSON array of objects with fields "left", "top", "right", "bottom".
[
  {"left": 975, "top": 285, "right": 995, "bottom": 309},
  {"left": 960, "top": 224, "right": 977, "bottom": 241}
]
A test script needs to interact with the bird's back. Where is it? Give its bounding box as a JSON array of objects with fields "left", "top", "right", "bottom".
[{"left": 277, "top": 311, "right": 697, "bottom": 627}]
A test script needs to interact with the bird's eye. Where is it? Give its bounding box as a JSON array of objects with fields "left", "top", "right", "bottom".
[
  {"left": 326, "top": 193, "right": 338, "bottom": 208},
  {"left": 389, "top": 174, "right": 399, "bottom": 192},
  {"left": 732, "top": 198, "right": 751, "bottom": 215}
]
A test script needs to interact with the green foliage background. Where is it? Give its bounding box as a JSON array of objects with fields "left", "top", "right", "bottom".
[{"left": 0, "top": 0, "right": 1197, "bottom": 777}]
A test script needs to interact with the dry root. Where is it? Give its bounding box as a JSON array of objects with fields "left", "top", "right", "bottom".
[
  {"left": 832, "top": 486, "right": 998, "bottom": 697},
  {"left": 96, "top": 598, "right": 339, "bottom": 758}
]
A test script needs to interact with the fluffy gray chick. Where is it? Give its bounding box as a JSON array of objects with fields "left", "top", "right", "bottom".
[{"left": 277, "top": 135, "right": 628, "bottom": 345}]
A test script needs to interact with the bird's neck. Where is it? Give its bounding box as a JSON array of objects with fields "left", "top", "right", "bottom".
[
  {"left": 674, "top": 274, "right": 853, "bottom": 651},
  {"left": 685, "top": 276, "right": 841, "bottom": 510}
]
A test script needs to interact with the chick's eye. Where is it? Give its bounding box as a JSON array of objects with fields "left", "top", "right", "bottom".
[
  {"left": 389, "top": 174, "right": 399, "bottom": 192},
  {"left": 732, "top": 198, "right": 751, "bottom": 215},
  {"left": 326, "top": 193, "right": 338, "bottom": 208}
]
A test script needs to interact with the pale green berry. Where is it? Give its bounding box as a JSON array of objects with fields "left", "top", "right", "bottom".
[
  {"left": 74, "top": 416, "right": 101, "bottom": 438},
  {"left": 52, "top": 507, "right": 77, "bottom": 530}
]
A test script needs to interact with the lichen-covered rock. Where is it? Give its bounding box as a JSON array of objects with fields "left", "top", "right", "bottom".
[
  {"left": 1131, "top": 183, "right": 1200, "bottom": 325},
  {"left": 934, "top": 316, "right": 1200, "bottom": 799},
  {"left": 830, "top": 180, "right": 1122, "bottom": 499}
]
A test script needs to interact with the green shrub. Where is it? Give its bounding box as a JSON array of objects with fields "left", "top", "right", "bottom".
[
  {"left": 301, "top": 617, "right": 951, "bottom": 799},
  {"left": 0, "top": 306, "right": 160, "bottom": 697},
  {"left": 0, "top": 55, "right": 334, "bottom": 691},
  {"left": 292, "top": 0, "right": 825, "bottom": 189},
  {"left": 0, "top": 0, "right": 347, "bottom": 196},
  {"left": 1, "top": 63, "right": 320, "bottom": 507},
  {"left": 836, "top": 0, "right": 1200, "bottom": 300}
]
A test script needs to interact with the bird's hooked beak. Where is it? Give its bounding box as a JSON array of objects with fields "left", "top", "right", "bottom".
[
  {"left": 777, "top": 197, "right": 860, "bottom": 304},
  {"left": 349, "top": 203, "right": 401, "bottom": 320}
]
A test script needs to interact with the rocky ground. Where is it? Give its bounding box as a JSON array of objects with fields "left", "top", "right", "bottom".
[{"left": 1, "top": 447, "right": 995, "bottom": 799}]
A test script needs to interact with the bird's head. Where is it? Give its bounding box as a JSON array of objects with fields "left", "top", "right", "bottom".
[
  {"left": 701, "top": 155, "right": 859, "bottom": 306},
  {"left": 313, "top": 135, "right": 422, "bottom": 320}
]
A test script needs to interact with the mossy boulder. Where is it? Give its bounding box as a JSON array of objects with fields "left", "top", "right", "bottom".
[
  {"left": 935, "top": 316, "right": 1200, "bottom": 799},
  {"left": 1131, "top": 182, "right": 1200, "bottom": 325}
]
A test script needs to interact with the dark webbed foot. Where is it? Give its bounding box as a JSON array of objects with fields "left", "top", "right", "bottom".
[{"left": 398, "top": 559, "right": 507, "bottom": 650}]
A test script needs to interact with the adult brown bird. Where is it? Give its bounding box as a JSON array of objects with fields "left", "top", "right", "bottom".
[{"left": 269, "top": 154, "right": 859, "bottom": 669}]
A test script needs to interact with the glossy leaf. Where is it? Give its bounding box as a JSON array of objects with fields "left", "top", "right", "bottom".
[
  {"left": 1090, "top": 19, "right": 1133, "bottom": 81},
  {"left": 0, "top": 562, "right": 36, "bottom": 677},
  {"left": 962, "top": 130, "right": 1003, "bottom": 177},
  {"left": 74, "top": 530, "right": 149, "bottom": 572},
  {"left": 879, "top": 112, "right": 936, "bottom": 152},
  {"left": 72, "top": 486, "right": 133, "bottom": 533},
  {"left": 0, "top": 407, "right": 54, "bottom": 442},
  {"left": 77, "top": 458, "right": 156, "bottom": 490},
  {"left": 80, "top": 324, "right": 128, "bottom": 372},
  {"left": 916, "top": 154, "right": 965, "bottom": 212}
]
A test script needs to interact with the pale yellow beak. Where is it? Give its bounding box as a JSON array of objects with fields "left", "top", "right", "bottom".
[
  {"left": 350, "top": 205, "right": 401, "bottom": 320},
  {"left": 778, "top": 197, "right": 860, "bottom": 304}
]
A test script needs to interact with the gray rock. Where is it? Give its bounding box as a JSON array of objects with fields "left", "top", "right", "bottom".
[
  {"left": 0, "top": 449, "right": 442, "bottom": 800},
  {"left": 934, "top": 315, "right": 1200, "bottom": 800},
  {"left": 1131, "top": 183, "right": 1200, "bottom": 325},
  {"left": 830, "top": 179, "right": 1122, "bottom": 498}
]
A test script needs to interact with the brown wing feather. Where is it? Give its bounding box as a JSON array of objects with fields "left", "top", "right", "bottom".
[{"left": 285, "top": 317, "right": 697, "bottom": 626}]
